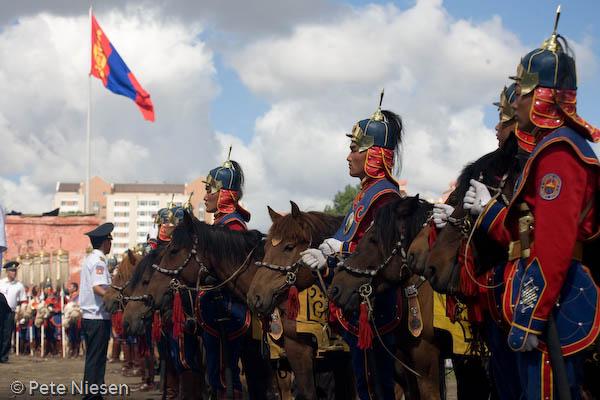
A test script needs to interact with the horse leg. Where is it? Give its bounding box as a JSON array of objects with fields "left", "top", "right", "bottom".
[
  {"left": 411, "top": 282, "right": 441, "bottom": 400},
  {"left": 408, "top": 339, "right": 441, "bottom": 400},
  {"left": 240, "top": 333, "right": 272, "bottom": 400},
  {"left": 179, "top": 369, "right": 204, "bottom": 400},
  {"left": 330, "top": 351, "right": 356, "bottom": 400},
  {"left": 284, "top": 336, "right": 317, "bottom": 400}
]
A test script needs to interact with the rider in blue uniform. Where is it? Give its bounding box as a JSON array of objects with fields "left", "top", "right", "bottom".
[
  {"left": 301, "top": 92, "right": 404, "bottom": 400},
  {"left": 198, "top": 152, "right": 251, "bottom": 399}
]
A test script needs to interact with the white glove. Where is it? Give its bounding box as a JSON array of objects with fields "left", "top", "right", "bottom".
[
  {"left": 463, "top": 179, "right": 492, "bottom": 216},
  {"left": 432, "top": 204, "right": 455, "bottom": 229},
  {"left": 520, "top": 334, "right": 539, "bottom": 352},
  {"left": 318, "top": 238, "right": 342, "bottom": 257},
  {"left": 300, "top": 249, "right": 327, "bottom": 271}
]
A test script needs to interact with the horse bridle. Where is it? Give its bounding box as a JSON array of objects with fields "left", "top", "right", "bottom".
[
  {"left": 446, "top": 173, "right": 509, "bottom": 239},
  {"left": 443, "top": 173, "right": 510, "bottom": 293},
  {"left": 254, "top": 236, "right": 315, "bottom": 297},
  {"left": 122, "top": 238, "right": 205, "bottom": 307},
  {"left": 254, "top": 259, "right": 304, "bottom": 297}
]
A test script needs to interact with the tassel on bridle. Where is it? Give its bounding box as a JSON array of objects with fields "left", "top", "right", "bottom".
[
  {"left": 112, "top": 310, "right": 124, "bottom": 337},
  {"left": 357, "top": 284, "right": 374, "bottom": 350},
  {"left": 284, "top": 271, "right": 299, "bottom": 320},
  {"left": 152, "top": 311, "right": 162, "bottom": 342},
  {"left": 172, "top": 291, "right": 185, "bottom": 338},
  {"left": 358, "top": 301, "right": 373, "bottom": 350},
  {"left": 286, "top": 285, "right": 300, "bottom": 321}
]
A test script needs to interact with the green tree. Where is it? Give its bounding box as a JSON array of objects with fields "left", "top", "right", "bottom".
[{"left": 324, "top": 184, "right": 360, "bottom": 216}]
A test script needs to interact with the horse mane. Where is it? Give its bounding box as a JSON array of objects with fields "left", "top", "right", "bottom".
[
  {"left": 128, "top": 247, "right": 163, "bottom": 289},
  {"left": 448, "top": 134, "right": 518, "bottom": 206},
  {"left": 373, "top": 196, "right": 433, "bottom": 254},
  {"left": 268, "top": 211, "right": 344, "bottom": 247},
  {"left": 171, "top": 219, "right": 265, "bottom": 264}
]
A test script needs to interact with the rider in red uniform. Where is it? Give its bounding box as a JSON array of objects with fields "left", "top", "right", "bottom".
[{"left": 465, "top": 11, "right": 600, "bottom": 399}]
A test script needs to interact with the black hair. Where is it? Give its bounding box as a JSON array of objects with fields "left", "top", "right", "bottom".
[
  {"left": 230, "top": 160, "right": 245, "bottom": 199},
  {"left": 381, "top": 110, "right": 404, "bottom": 176},
  {"left": 70, "top": 282, "right": 79, "bottom": 291}
]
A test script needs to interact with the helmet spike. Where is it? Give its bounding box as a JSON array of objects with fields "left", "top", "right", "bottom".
[
  {"left": 542, "top": 5, "right": 562, "bottom": 53},
  {"left": 371, "top": 89, "right": 385, "bottom": 122},
  {"left": 553, "top": 5, "right": 561, "bottom": 34},
  {"left": 184, "top": 192, "right": 194, "bottom": 214},
  {"left": 223, "top": 145, "right": 233, "bottom": 169}
]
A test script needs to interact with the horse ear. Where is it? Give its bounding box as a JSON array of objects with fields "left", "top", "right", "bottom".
[
  {"left": 183, "top": 210, "right": 194, "bottom": 232},
  {"left": 267, "top": 206, "right": 282, "bottom": 222},
  {"left": 290, "top": 201, "right": 301, "bottom": 218},
  {"left": 127, "top": 249, "right": 136, "bottom": 265}
]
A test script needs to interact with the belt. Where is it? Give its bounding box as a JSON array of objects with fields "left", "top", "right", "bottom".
[{"left": 508, "top": 240, "right": 583, "bottom": 262}]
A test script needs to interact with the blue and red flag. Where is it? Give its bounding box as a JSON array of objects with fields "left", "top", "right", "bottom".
[{"left": 90, "top": 14, "right": 155, "bottom": 122}]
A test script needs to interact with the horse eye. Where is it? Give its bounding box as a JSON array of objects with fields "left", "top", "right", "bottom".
[
  {"left": 170, "top": 247, "right": 179, "bottom": 255},
  {"left": 369, "top": 237, "right": 378, "bottom": 245},
  {"left": 284, "top": 244, "right": 295, "bottom": 252}
]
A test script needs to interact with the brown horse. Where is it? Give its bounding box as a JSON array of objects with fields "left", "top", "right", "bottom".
[
  {"left": 122, "top": 212, "right": 271, "bottom": 400},
  {"left": 247, "top": 201, "right": 355, "bottom": 400},
  {"left": 120, "top": 243, "right": 207, "bottom": 400},
  {"left": 329, "top": 196, "right": 442, "bottom": 399},
  {"left": 104, "top": 249, "right": 141, "bottom": 314},
  {"left": 407, "top": 135, "right": 522, "bottom": 400},
  {"left": 418, "top": 134, "right": 519, "bottom": 295}
]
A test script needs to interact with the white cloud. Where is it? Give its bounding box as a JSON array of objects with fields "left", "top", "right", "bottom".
[
  {"left": 0, "top": 8, "right": 219, "bottom": 212},
  {"left": 226, "top": 0, "right": 526, "bottom": 229}
]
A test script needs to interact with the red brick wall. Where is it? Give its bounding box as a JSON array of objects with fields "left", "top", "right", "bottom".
[{"left": 4, "top": 215, "right": 101, "bottom": 284}]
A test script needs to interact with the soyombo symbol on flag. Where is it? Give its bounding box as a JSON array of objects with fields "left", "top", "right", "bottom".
[{"left": 90, "top": 14, "right": 155, "bottom": 122}]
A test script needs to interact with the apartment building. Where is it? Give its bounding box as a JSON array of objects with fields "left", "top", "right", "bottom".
[{"left": 54, "top": 176, "right": 211, "bottom": 253}]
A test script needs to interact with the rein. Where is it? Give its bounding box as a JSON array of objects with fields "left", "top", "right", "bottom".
[
  {"left": 457, "top": 174, "right": 509, "bottom": 291},
  {"left": 197, "top": 246, "right": 259, "bottom": 292},
  {"left": 338, "top": 237, "right": 408, "bottom": 278}
]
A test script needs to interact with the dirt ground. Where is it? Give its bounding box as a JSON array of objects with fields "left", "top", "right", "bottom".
[
  {"left": 0, "top": 354, "right": 162, "bottom": 399},
  {"left": 0, "top": 354, "right": 458, "bottom": 399}
]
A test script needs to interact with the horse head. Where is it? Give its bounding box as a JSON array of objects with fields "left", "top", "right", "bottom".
[
  {"left": 424, "top": 135, "right": 519, "bottom": 296},
  {"left": 248, "top": 201, "right": 343, "bottom": 316},
  {"left": 329, "top": 196, "right": 433, "bottom": 314},
  {"left": 104, "top": 249, "right": 141, "bottom": 313},
  {"left": 121, "top": 245, "right": 168, "bottom": 336}
]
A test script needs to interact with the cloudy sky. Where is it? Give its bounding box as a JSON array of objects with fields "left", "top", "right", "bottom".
[{"left": 1, "top": 0, "right": 599, "bottom": 230}]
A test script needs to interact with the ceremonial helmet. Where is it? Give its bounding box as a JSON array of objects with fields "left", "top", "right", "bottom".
[
  {"left": 204, "top": 147, "right": 250, "bottom": 220},
  {"left": 154, "top": 207, "right": 171, "bottom": 226},
  {"left": 511, "top": 6, "right": 599, "bottom": 142},
  {"left": 205, "top": 147, "right": 244, "bottom": 195},
  {"left": 347, "top": 90, "right": 403, "bottom": 183},
  {"left": 494, "top": 83, "right": 516, "bottom": 124}
]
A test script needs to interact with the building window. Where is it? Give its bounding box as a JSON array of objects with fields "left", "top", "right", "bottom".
[
  {"left": 114, "top": 211, "right": 130, "bottom": 217},
  {"left": 149, "top": 200, "right": 159, "bottom": 207},
  {"left": 113, "top": 232, "right": 128, "bottom": 238},
  {"left": 114, "top": 222, "right": 129, "bottom": 228},
  {"left": 137, "top": 221, "right": 152, "bottom": 227},
  {"left": 137, "top": 210, "right": 154, "bottom": 217},
  {"left": 60, "top": 200, "right": 78, "bottom": 206},
  {"left": 114, "top": 201, "right": 130, "bottom": 207}
]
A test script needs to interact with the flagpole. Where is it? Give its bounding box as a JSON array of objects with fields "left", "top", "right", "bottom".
[{"left": 86, "top": 4, "right": 92, "bottom": 214}]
